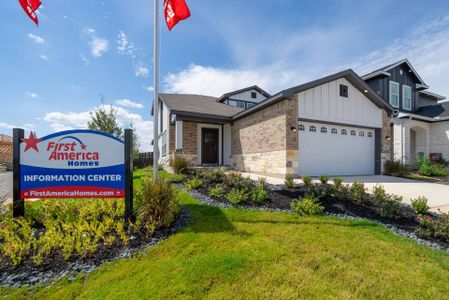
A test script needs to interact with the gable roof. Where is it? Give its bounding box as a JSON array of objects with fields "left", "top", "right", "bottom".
[
  {"left": 158, "top": 93, "right": 243, "bottom": 120},
  {"left": 233, "top": 69, "right": 393, "bottom": 120},
  {"left": 414, "top": 102, "right": 449, "bottom": 119},
  {"left": 216, "top": 85, "right": 271, "bottom": 103},
  {"left": 419, "top": 90, "right": 446, "bottom": 101},
  {"left": 361, "top": 59, "right": 428, "bottom": 87}
]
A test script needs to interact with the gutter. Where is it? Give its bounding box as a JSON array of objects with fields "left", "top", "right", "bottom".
[{"left": 397, "top": 112, "right": 449, "bottom": 122}]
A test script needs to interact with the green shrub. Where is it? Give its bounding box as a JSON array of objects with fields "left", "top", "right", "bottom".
[
  {"left": 379, "top": 195, "right": 403, "bottom": 219},
  {"left": 284, "top": 174, "right": 295, "bottom": 189},
  {"left": 333, "top": 177, "right": 343, "bottom": 189},
  {"left": 225, "top": 172, "right": 244, "bottom": 188},
  {"left": 201, "top": 168, "right": 226, "bottom": 183},
  {"left": 251, "top": 187, "right": 267, "bottom": 204},
  {"left": 411, "top": 196, "right": 429, "bottom": 214},
  {"left": 307, "top": 185, "right": 333, "bottom": 200},
  {"left": 258, "top": 177, "right": 267, "bottom": 189},
  {"left": 291, "top": 196, "right": 324, "bottom": 216},
  {"left": 302, "top": 176, "right": 313, "bottom": 187},
  {"left": 419, "top": 164, "right": 449, "bottom": 177},
  {"left": 208, "top": 184, "right": 225, "bottom": 198},
  {"left": 417, "top": 214, "right": 449, "bottom": 241},
  {"left": 138, "top": 179, "right": 179, "bottom": 231},
  {"left": 168, "top": 174, "right": 187, "bottom": 183},
  {"left": 226, "top": 188, "right": 248, "bottom": 205},
  {"left": 349, "top": 182, "right": 366, "bottom": 204},
  {"left": 384, "top": 160, "right": 409, "bottom": 177},
  {"left": 185, "top": 177, "right": 203, "bottom": 190},
  {"left": 170, "top": 157, "right": 190, "bottom": 174},
  {"left": 372, "top": 184, "right": 388, "bottom": 203},
  {"left": 319, "top": 175, "right": 329, "bottom": 185}
]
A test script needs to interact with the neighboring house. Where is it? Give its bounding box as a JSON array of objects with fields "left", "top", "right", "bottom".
[
  {"left": 362, "top": 59, "right": 447, "bottom": 165},
  {"left": 154, "top": 70, "right": 393, "bottom": 177},
  {"left": 0, "top": 134, "right": 13, "bottom": 165}
]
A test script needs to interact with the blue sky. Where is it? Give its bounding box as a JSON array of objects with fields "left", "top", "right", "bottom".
[{"left": 1, "top": 0, "right": 449, "bottom": 150}]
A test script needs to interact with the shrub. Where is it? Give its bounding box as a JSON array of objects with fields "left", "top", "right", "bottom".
[
  {"left": 138, "top": 179, "right": 179, "bottom": 230},
  {"left": 307, "top": 185, "right": 333, "bottom": 200},
  {"left": 302, "top": 176, "right": 313, "bottom": 187},
  {"left": 333, "top": 177, "right": 343, "bottom": 189},
  {"left": 201, "top": 168, "right": 226, "bottom": 183},
  {"left": 379, "top": 195, "right": 403, "bottom": 219},
  {"left": 185, "top": 177, "right": 203, "bottom": 190},
  {"left": 419, "top": 164, "right": 449, "bottom": 177},
  {"left": 319, "top": 175, "right": 329, "bottom": 185},
  {"left": 251, "top": 187, "right": 267, "bottom": 204},
  {"left": 258, "top": 177, "right": 267, "bottom": 189},
  {"left": 384, "top": 160, "right": 409, "bottom": 177},
  {"left": 417, "top": 213, "right": 449, "bottom": 241},
  {"left": 284, "top": 174, "right": 295, "bottom": 188},
  {"left": 372, "top": 184, "right": 388, "bottom": 203},
  {"left": 226, "top": 188, "right": 248, "bottom": 205},
  {"left": 291, "top": 196, "right": 324, "bottom": 216},
  {"left": 349, "top": 182, "right": 366, "bottom": 204},
  {"left": 208, "top": 184, "right": 225, "bottom": 198},
  {"left": 411, "top": 196, "right": 429, "bottom": 214},
  {"left": 168, "top": 174, "right": 187, "bottom": 183},
  {"left": 225, "top": 172, "right": 244, "bottom": 188},
  {"left": 170, "top": 157, "right": 190, "bottom": 174}
]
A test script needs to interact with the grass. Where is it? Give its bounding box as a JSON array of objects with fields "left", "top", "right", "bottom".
[{"left": 2, "top": 188, "right": 449, "bottom": 299}]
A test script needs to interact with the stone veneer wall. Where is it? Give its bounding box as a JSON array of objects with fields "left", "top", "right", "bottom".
[
  {"left": 231, "top": 98, "right": 299, "bottom": 176},
  {"left": 380, "top": 110, "right": 391, "bottom": 173},
  {"left": 170, "top": 121, "right": 198, "bottom": 165}
]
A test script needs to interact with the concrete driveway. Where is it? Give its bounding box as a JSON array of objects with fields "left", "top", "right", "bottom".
[
  {"left": 0, "top": 172, "right": 12, "bottom": 206},
  {"left": 239, "top": 172, "right": 449, "bottom": 213}
]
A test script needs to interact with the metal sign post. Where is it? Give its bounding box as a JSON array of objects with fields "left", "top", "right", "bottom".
[
  {"left": 124, "top": 129, "right": 135, "bottom": 223},
  {"left": 12, "top": 128, "right": 24, "bottom": 218}
]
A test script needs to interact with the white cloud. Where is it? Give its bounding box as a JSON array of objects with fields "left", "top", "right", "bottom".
[
  {"left": 28, "top": 33, "right": 45, "bottom": 44},
  {"left": 40, "top": 55, "right": 48, "bottom": 60},
  {"left": 116, "top": 99, "right": 144, "bottom": 109},
  {"left": 42, "top": 105, "right": 153, "bottom": 151},
  {"left": 82, "top": 27, "right": 109, "bottom": 58},
  {"left": 117, "top": 31, "right": 136, "bottom": 58},
  {"left": 26, "top": 92, "right": 39, "bottom": 99},
  {"left": 0, "top": 122, "right": 34, "bottom": 131},
  {"left": 80, "top": 54, "right": 90, "bottom": 65},
  {"left": 135, "top": 64, "right": 150, "bottom": 77},
  {"left": 144, "top": 85, "right": 154, "bottom": 92}
]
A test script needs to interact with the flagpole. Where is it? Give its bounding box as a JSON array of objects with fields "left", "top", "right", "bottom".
[{"left": 153, "top": 0, "right": 160, "bottom": 182}]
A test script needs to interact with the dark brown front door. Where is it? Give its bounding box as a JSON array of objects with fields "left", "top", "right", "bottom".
[{"left": 202, "top": 128, "right": 219, "bottom": 164}]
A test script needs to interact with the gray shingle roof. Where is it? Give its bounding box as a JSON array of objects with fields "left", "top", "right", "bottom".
[{"left": 159, "top": 93, "right": 243, "bottom": 117}]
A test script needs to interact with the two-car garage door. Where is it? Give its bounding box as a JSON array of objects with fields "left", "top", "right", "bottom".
[{"left": 298, "top": 121, "right": 375, "bottom": 176}]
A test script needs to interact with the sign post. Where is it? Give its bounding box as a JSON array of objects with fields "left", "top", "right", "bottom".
[
  {"left": 12, "top": 129, "right": 133, "bottom": 220},
  {"left": 13, "top": 128, "right": 24, "bottom": 218}
]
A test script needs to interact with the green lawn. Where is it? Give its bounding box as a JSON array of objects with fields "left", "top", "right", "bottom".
[{"left": 2, "top": 189, "right": 449, "bottom": 299}]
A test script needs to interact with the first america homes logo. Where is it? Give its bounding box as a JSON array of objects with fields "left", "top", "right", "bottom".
[{"left": 20, "top": 130, "right": 125, "bottom": 199}]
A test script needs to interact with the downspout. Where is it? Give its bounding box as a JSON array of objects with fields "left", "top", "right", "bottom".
[{"left": 221, "top": 124, "right": 224, "bottom": 166}]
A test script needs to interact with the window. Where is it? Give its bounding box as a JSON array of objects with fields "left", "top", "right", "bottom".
[
  {"left": 331, "top": 128, "right": 338, "bottom": 134},
  {"left": 341, "top": 129, "right": 347, "bottom": 135},
  {"left": 236, "top": 101, "right": 246, "bottom": 109},
  {"left": 389, "top": 81, "right": 399, "bottom": 108},
  {"left": 228, "top": 100, "right": 237, "bottom": 107},
  {"left": 251, "top": 92, "right": 257, "bottom": 99},
  {"left": 309, "top": 125, "right": 316, "bottom": 132},
  {"left": 247, "top": 103, "right": 255, "bottom": 109},
  {"left": 299, "top": 124, "right": 305, "bottom": 131},
  {"left": 340, "top": 84, "right": 349, "bottom": 98},
  {"left": 350, "top": 130, "right": 356, "bottom": 136},
  {"left": 403, "top": 85, "right": 412, "bottom": 110},
  {"left": 321, "top": 127, "right": 327, "bottom": 133},
  {"left": 359, "top": 131, "right": 365, "bottom": 137},
  {"left": 161, "top": 131, "right": 167, "bottom": 157},
  {"left": 368, "top": 132, "right": 373, "bottom": 138}
]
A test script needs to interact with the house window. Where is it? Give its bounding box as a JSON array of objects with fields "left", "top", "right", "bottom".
[
  {"left": 359, "top": 131, "right": 365, "bottom": 137},
  {"left": 321, "top": 127, "right": 327, "bottom": 133},
  {"left": 341, "top": 129, "right": 347, "bottom": 135},
  {"left": 389, "top": 81, "right": 400, "bottom": 108},
  {"left": 340, "top": 84, "right": 349, "bottom": 98},
  {"left": 236, "top": 101, "right": 246, "bottom": 109},
  {"left": 309, "top": 125, "right": 316, "bottom": 132},
  {"left": 161, "top": 131, "right": 167, "bottom": 157},
  {"left": 299, "top": 124, "right": 305, "bottom": 131},
  {"left": 228, "top": 100, "right": 237, "bottom": 107},
  {"left": 251, "top": 92, "right": 257, "bottom": 99},
  {"left": 368, "top": 132, "right": 373, "bottom": 138},
  {"left": 331, "top": 128, "right": 338, "bottom": 134},
  {"left": 403, "top": 85, "right": 412, "bottom": 110},
  {"left": 350, "top": 130, "right": 356, "bottom": 136},
  {"left": 247, "top": 103, "right": 255, "bottom": 109}
]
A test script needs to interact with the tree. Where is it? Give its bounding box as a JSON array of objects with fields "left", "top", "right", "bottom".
[
  {"left": 128, "top": 122, "right": 141, "bottom": 160},
  {"left": 88, "top": 104, "right": 123, "bottom": 139}
]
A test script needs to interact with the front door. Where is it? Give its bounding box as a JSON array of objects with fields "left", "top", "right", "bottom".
[{"left": 202, "top": 128, "right": 219, "bottom": 164}]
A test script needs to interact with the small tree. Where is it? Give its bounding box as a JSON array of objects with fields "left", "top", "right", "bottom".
[
  {"left": 128, "top": 122, "right": 141, "bottom": 160},
  {"left": 88, "top": 104, "right": 123, "bottom": 139}
]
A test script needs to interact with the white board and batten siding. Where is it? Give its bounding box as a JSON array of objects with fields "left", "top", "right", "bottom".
[
  {"left": 297, "top": 78, "right": 383, "bottom": 128},
  {"left": 229, "top": 90, "right": 267, "bottom": 103},
  {"left": 296, "top": 78, "right": 381, "bottom": 176}
]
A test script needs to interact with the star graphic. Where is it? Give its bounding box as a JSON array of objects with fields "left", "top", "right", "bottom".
[
  {"left": 21, "top": 132, "right": 42, "bottom": 152},
  {"left": 81, "top": 144, "right": 87, "bottom": 150}
]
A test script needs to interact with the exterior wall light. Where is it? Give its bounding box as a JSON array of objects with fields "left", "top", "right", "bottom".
[
  {"left": 386, "top": 136, "right": 391, "bottom": 141},
  {"left": 291, "top": 126, "right": 297, "bottom": 132}
]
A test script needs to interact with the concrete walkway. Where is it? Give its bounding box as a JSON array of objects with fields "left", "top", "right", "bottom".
[
  {"left": 0, "top": 172, "right": 12, "bottom": 206},
  {"left": 238, "top": 172, "right": 449, "bottom": 213}
]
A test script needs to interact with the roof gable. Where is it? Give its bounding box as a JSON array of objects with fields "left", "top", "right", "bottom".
[
  {"left": 216, "top": 85, "right": 271, "bottom": 103},
  {"left": 362, "top": 59, "right": 427, "bottom": 87}
]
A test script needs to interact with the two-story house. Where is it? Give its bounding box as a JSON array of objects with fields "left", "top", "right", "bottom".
[{"left": 362, "top": 59, "right": 447, "bottom": 164}]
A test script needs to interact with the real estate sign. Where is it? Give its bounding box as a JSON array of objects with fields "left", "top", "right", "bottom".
[{"left": 19, "top": 130, "right": 125, "bottom": 199}]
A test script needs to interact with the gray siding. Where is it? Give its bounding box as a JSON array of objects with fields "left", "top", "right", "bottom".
[{"left": 418, "top": 94, "right": 438, "bottom": 108}]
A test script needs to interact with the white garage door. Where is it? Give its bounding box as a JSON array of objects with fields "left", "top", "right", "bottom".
[{"left": 298, "top": 122, "right": 375, "bottom": 176}]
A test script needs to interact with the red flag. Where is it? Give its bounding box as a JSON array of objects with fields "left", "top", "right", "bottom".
[
  {"left": 164, "top": 0, "right": 191, "bottom": 31},
  {"left": 18, "top": 0, "right": 41, "bottom": 25}
]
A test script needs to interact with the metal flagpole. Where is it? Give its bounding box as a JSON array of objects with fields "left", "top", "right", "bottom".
[{"left": 153, "top": 0, "right": 160, "bottom": 182}]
